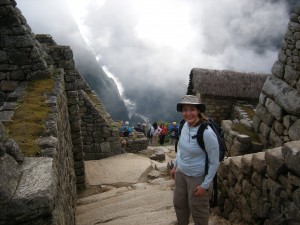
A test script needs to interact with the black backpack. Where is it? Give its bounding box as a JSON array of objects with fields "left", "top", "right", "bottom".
[{"left": 175, "top": 118, "right": 227, "bottom": 207}]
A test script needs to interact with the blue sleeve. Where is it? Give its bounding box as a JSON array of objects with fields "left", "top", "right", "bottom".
[{"left": 200, "top": 128, "right": 220, "bottom": 189}]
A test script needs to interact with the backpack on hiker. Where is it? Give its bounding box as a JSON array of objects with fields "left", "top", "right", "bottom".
[
  {"left": 175, "top": 118, "right": 227, "bottom": 207},
  {"left": 146, "top": 127, "right": 153, "bottom": 139}
]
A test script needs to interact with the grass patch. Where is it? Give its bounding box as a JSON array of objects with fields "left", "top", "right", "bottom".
[
  {"left": 5, "top": 78, "right": 54, "bottom": 156},
  {"left": 241, "top": 105, "right": 256, "bottom": 120},
  {"left": 231, "top": 123, "right": 261, "bottom": 143}
]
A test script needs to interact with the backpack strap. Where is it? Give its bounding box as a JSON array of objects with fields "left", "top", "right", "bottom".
[
  {"left": 196, "top": 122, "right": 209, "bottom": 175},
  {"left": 175, "top": 119, "right": 186, "bottom": 153}
]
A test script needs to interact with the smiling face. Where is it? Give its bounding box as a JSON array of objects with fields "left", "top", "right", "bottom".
[{"left": 181, "top": 104, "right": 200, "bottom": 127}]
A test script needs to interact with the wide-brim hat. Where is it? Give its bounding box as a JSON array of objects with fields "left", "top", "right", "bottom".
[{"left": 176, "top": 95, "right": 206, "bottom": 112}]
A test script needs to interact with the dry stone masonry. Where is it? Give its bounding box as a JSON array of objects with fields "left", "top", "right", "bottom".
[
  {"left": 216, "top": 141, "right": 300, "bottom": 224},
  {"left": 211, "top": 5, "right": 300, "bottom": 225},
  {"left": 0, "top": 0, "right": 126, "bottom": 224},
  {"left": 252, "top": 5, "right": 300, "bottom": 148}
]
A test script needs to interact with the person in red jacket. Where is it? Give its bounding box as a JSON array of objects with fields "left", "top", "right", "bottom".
[{"left": 159, "top": 123, "right": 167, "bottom": 145}]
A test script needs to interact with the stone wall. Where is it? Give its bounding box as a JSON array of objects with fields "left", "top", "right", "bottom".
[
  {"left": 0, "top": 0, "right": 124, "bottom": 223},
  {"left": 79, "top": 91, "right": 123, "bottom": 160},
  {"left": 121, "top": 132, "right": 149, "bottom": 153},
  {"left": 222, "top": 120, "right": 263, "bottom": 157},
  {"left": 221, "top": 103, "right": 264, "bottom": 157},
  {"left": 36, "top": 34, "right": 124, "bottom": 187},
  {"left": 200, "top": 94, "right": 233, "bottom": 124},
  {"left": 0, "top": 70, "right": 77, "bottom": 225},
  {"left": 252, "top": 5, "right": 300, "bottom": 148},
  {"left": 200, "top": 94, "right": 257, "bottom": 125},
  {"left": 216, "top": 141, "right": 300, "bottom": 225}
]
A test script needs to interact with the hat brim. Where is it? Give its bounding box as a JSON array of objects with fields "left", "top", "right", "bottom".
[{"left": 177, "top": 103, "right": 206, "bottom": 112}]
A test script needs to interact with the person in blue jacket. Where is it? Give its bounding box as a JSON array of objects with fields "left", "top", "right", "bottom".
[
  {"left": 169, "top": 121, "right": 179, "bottom": 145},
  {"left": 120, "top": 121, "right": 132, "bottom": 137},
  {"left": 171, "top": 95, "right": 219, "bottom": 225}
]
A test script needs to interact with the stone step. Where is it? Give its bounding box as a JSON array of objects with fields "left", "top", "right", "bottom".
[
  {"left": 77, "top": 207, "right": 176, "bottom": 225},
  {"left": 76, "top": 187, "right": 174, "bottom": 224}
]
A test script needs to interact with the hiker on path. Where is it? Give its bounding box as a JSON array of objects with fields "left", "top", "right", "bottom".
[
  {"left": 159, "top": 123, "right": 167, "bottom": 145},
  {"left": 169, "top": 121, "right": 179, "bottom": 145},
  {"left": 150, "top": 122, "right": 162, "bottom": 147},
  {"left": 120, "top": 121, "right": 132, "bottom": 137},
  {"left": 171, "top": 95, "right": 220, "bottom": 225},
  {"left": 141, "top": 123, "right": 147, "bottom": 135},
  {"left": 134, "top": 123, "right": 144, "bottom": 133}
]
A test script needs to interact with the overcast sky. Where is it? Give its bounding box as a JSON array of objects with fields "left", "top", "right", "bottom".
[{"left": 16, "top": 0, "right": 291, "bottom": 122}]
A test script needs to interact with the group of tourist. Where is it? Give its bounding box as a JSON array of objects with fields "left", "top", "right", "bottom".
[
  {"left": 119, "top": 121, "right": 147, "bottom": 137},
  {"left": 146, "top": 121, "right": 180, "bottom": 147},
  {"left": 120, "top": 120, "right": 182, "bottom": 147}
]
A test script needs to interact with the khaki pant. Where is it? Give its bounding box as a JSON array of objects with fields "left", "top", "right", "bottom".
[
  {"left": 173, "top": 169, "right": 211, "bottom": 225},
  {"left": 151, "top": 134, "right": 159, "bottom": 146}
]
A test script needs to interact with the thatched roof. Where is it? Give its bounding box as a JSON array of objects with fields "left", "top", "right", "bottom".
[{"left": 188, "top": 68, "right": 270, "bottom": 99}]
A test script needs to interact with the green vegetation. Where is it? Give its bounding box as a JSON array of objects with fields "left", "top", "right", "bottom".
[
  {"left": 5, "top": 78, "right": 54, "bottom": 156},
  {"left": 241, "top": 105, "right": 255, "bottom": 120},
  {"left": 231, "top": 123, "right": 260, "bottom": 143}
]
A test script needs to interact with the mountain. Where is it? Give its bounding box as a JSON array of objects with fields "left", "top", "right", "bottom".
[{"left": 73, "top": 46, "right": 129, "bottom": 122}]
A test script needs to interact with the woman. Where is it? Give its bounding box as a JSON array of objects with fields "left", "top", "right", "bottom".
[
  {"left": 151, "top": 122, "right": 162, "bottom": 147},
  {"left": 171, "top": 95, "right": 219, "bottom": 225},
  {"left": 159, "top": 123, "right": 167, "bottom": 145}
]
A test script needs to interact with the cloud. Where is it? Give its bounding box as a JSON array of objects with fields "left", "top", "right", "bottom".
[{"left": 16, "top": 0, "right": 291, "bottom": 123}]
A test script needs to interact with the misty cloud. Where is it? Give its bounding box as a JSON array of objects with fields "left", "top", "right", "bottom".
[{"left": 16, "top": 0, "right": 292, "bottom": 123}]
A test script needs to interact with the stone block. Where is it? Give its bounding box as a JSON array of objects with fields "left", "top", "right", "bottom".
[
  {"left": 269, "top": 129, "right": 284, "bottom": 147},
  {"left": 289, "top": 172, "right": 300, "bottom": 187},
  {"left": 250, "top": 188, "right": 271, "bottom": 218},
  {"left": 252, "top": 152, "right": 266, "bottom": 174},
  {"left": 252, "top": 116, "right": 261, "bottom": 133},
  {"left": 236, "top": 134, "right": 251, "bottom": 143},
  {"left": 36, "top": 136, "right": 58, "bottom": 148},
  {"left": 251, "top": 171, "right": 263, "bottom": 189},
  {"left": 274, "top": 121, "right": 284, "bottom": 135},
  {"left": 271, "top": 60, "right": 285, "bottom": 78},
  {"left": 256, "top": 103, "right": 274, "bottom": 127},
  {"left": 259, "top": 122, "right": 271, "bottom": 139},
  {"left": 267, "top": 179, "right": 283, "bottom": 197},
  {"left": 284, "top": 65, "right": 300, "bottom": 87},
  {"left": 265, "top": 147, "right": 287, "bottom": 179},
  {"left": 278, "top": 175, "right": 293, "bottom": 197},
  {"left": 217, "top": 158, "right": 230, "bottom": 178},
  {"left": 229, "top": 156, "right": 242, "bottom": 179},
  {"left": 288, "top": 119, "right": 300, "bottom": 141},
  {"left": 283, "top": 115, "right": 293, "bottom": 129},
  {"left": 265, "top": 98, "right": 283, "bottom": 121},
  {"left": 262, "top": 75, "right": 300, "bottom": 116},
  {"left": 0, "top": 154, "right": 21, "bottom": 204},
  {"left": 241, "top": 154, "right": 253, "bottom": 176},
  {"left": 282, "top": 141, "right": 300, "bottom": 176}
]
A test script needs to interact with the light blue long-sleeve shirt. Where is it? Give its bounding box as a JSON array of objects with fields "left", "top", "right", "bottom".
[{"left": 174, "top": 122, "right": 220, "bottom": 189}]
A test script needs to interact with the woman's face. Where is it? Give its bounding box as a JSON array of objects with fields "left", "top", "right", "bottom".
[{"left": 182, "top": 104, "right": 200, "bottom": 126}]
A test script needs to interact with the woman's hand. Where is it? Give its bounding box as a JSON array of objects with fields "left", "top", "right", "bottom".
[
  {"left": 194, "top": 185, "right": 207, "bottom": 197},
  {"left": 171, "top": 168, "right": 176, "bottom": 180}
]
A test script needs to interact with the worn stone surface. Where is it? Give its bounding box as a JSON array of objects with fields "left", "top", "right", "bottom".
[
  {"left": 4, "top": 138, "right": 24, "bottom": 162},
  {"left": 0, "top": 154, "right": 21, "bottom": 204},
  {"left": 288, "top": 119, "right": 300, "bottom": 140},
  {"left": 282, "top": 141, "right": 300, "bottom": 176},
  {"left": 84, "top": 153, "right": 152, "bottom": 186},
  {"left": 1, "top": 157, "right": 55, "bottom": 224},
  {"left": 261, "top": 76, "right": 300, "bottom": 133}
]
